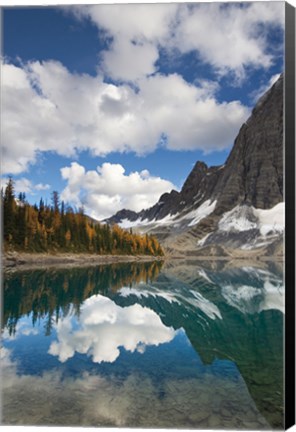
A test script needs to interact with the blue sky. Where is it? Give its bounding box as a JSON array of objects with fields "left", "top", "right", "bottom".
[{"left": 2, "top": 2, "right": 284, "bottom": 219}]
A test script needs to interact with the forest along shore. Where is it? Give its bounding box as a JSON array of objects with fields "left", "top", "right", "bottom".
[{"left": 2, "top": 251, "right": 165, "bottom": 270}]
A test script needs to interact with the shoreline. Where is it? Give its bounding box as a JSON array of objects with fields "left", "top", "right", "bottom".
[
  {"left": 2, "top": 251, "right": 165, "bottom": 271},
  {"left": 2, "top": 250, "right": 283, "bottom": 272}
]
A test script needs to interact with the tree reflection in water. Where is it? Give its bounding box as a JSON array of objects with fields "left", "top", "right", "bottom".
[{"left": 3, "top": 260, "right": 163, "bottom": 336}]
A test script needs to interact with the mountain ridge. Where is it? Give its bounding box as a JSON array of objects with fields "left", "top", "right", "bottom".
[{"left": 104, "top": 74, "right": 284, "bottom": 257}]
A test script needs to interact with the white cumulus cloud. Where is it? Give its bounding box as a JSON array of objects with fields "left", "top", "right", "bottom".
[
  {"left": 172, "top": 2, "right": 284, "bottom": 82},
  {"left": 71, "top": 3, "right": 178, "bottom": 81},
  {"left": 1, "top": 2, "right": 283, "bottom": 177},
  {"left": 72, "top": 2, "right": 284, "bottom": 82},
  {"left": 2, "top": 61, "right": 78, "bottom": 174},
  {"left": 2, "top": 59, "right": 250, "bottom": 176},
  {"left": 60, "top": 161, "right": 176, "bottom": 220},
  {"left": 102, "top": 38, "right": 159, "bottom": 82}
]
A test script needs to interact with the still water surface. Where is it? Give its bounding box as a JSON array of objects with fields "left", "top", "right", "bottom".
[{"left": 1, "top": 260, "right": 284, "bottom": 429}]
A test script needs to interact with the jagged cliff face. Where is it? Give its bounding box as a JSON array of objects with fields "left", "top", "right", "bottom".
[
  {"left": 107, "top": 161, "right": 223, "bottom": 225},
  {"left": 105, "top": 75, "right": 284, "bottom": 256},
  {"left": 212, "top": 74, "right": 283, "bottom": 215}
]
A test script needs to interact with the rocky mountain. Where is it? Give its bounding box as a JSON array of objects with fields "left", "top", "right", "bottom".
[
  {"left": 105, "top": 74, "right": 284, "bottom": 257},
  {"left": 106, "top": 161, "right": 224, "bottom": 226}
]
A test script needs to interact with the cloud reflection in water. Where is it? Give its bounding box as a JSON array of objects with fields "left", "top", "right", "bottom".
[
  {"left": 49, "top": 294, "right": 176, "bottom": 363},
  {"left": 1, "top": 345, "right": 270, "bottom": 429}
]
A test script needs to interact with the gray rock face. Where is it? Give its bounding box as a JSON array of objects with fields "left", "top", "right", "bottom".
[
  {"left": 105, "top": 209, "right": 139, "bottom": 225},
  {"left": 180, "top": 162, "right": 223, "bottom": 207},
  {"left": 140, "top": 162, "right": 225, "bottom": 221},
  {"left": 212, "top": 74, "right": 283, "bottom": 215}
]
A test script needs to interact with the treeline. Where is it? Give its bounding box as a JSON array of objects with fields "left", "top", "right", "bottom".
[{"left": 2, "top": 178, "right": 164, "bottom": 256}]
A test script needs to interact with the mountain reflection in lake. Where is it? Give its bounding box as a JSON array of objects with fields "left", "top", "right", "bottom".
[{"left": 1, "top": 260, "right": 284, "bottom": 429}]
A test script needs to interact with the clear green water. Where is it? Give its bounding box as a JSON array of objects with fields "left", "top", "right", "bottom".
[{"left": 1, "top": 260, "right": 284, "bottom": 429}]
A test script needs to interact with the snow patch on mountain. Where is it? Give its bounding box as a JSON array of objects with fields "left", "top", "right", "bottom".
[
  {"left": 219, "top": 206, "right": 257, "bottom": 232},
  {"left": 218, "top": 203, "right": 284, "bottom": 235},
  {"left": 118, "top": 213, "right": 176, "bottom": 229},
  {"left": 253, "top": 203, "right": 284, "bottom": 236},
  {"left": 118, "top": 218, "right": 145, "bottom": 229},
  {"left": 187, "top": 200, "right": 217, "bottom": 227},
  {"left": 118, "top": 200, "right": 217, "bottom": 230},
  {"left": 197, "top": 233, "right": 211, "bottom": 247}
]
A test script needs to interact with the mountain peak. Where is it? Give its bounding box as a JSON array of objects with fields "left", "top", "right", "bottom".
[{"left": 193, "top": 161, "right": 208, "bottom": 171}]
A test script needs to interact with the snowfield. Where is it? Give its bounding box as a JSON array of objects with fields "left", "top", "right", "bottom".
[
  {"left": 253, "top": 202, "right": 284, "bottom": 236},
  {"left": 117, "top": 200, "right": 284, "bottom": 253},
  {"left": 118, "top": 200, "right": 217, "bottom": 230},
  {"left": 187, "top": 200, "right": 217, "bottom": 227},
  {"left": 218, "top": 202, "right": 284, "bottom": 236}
]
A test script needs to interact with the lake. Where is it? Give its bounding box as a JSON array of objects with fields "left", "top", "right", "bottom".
[{"left": 1, "top": 260, "right": 284, "bottom": 429}]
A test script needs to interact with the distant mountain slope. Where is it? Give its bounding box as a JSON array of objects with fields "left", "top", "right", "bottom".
[
  {"left": 105, "top": 161, "right": 224, "bottom": 226},
  {"left": 104, "top": 74, "right": 284, "bottom": 257},
  {"left": 144, "top": 161, "right": 225, "bottom": 221}
]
